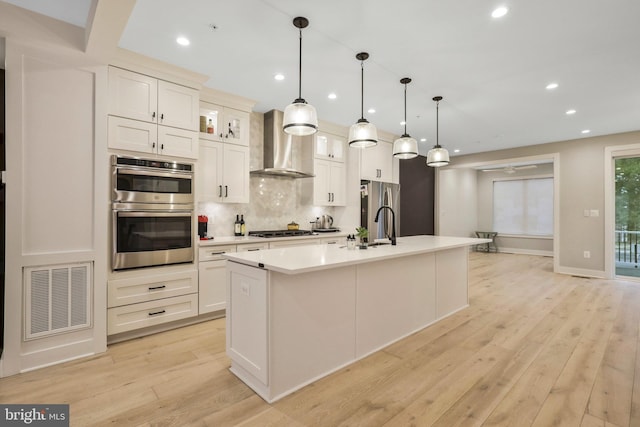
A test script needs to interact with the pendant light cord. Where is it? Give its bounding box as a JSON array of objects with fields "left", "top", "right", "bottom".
[
  {"left": 435, "top": 98, "right": 440, "bottom": 148},
  {"left": 360, "top": 60, "right": 364, "bottom": 120},
  {"left": 403, "top": 83, "right": 408, "bottom": 136},
  {"left": 297, "top": 28, "right": 302, "bottom": 101}
]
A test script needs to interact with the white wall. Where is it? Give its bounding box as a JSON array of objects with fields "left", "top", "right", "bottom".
[{"left": 437, "top": 168, "right": 477, "bottom": 237}]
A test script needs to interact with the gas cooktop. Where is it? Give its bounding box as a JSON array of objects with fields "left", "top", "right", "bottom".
[{"left": 248, "top": 229, "right": 314, "bottom": 238}]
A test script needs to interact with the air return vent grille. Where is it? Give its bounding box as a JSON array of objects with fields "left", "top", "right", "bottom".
[{"left": 24, "top": 263, "right": 92, "bottom": 340}]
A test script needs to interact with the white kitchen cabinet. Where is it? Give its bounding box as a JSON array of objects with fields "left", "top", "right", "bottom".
[
  {"left": 197, "top": 140, "right": 250, "bottom": 203},
  {"left": 198, "top": 245, "right": 235, "bottom": 314},
  {"left": 107, "top": 267, "right": 198, "bottom": 335},
  {"left": 108, "top": 116, "right": 198, "bottom": 159},
  {"left": 360, "top": 139, "right": 398, "bottom": 183},
  {"left": 236, "top": 242, "right": 269, "bottom": 252},
  {"left": 269, "top": 238, "right": 317, "bottom": 249},
  {"left": 108, "top": 294, "right": 199, "bottom": 335},
  {"left": 314, "top": 131, "right": 345, "bottom": 163},
  {"left": 199, "top": 102, "right": 250, "bottom": 147},
  {"left": 313, "top": 158, "right": 346, "bottom": 206},
  {"left": 108, "top": 67, "right": 199, "bottom": 159},
  {"left": 319, "top": 236, "right": 343, "bottom": 245}
]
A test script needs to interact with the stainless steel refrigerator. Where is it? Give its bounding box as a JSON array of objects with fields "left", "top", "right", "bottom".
[{"left": 360, "top": 180, "right": 400, "bottom": 241}]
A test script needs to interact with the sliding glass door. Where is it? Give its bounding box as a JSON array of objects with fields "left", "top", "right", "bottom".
[{"left": 614, "top": 157, "right": 640, "bottom": 278}]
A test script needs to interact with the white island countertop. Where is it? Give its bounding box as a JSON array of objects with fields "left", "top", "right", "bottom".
[{"left": 224, "top": 235, "right": 489, "bottom": 275}]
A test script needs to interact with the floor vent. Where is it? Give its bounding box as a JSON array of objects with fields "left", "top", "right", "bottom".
[{"left": 24, "top": 263, "right": 92, "bottom": 340}]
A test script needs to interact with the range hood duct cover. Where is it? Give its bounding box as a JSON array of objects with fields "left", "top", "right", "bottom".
[{"left": 251, "top": 110, "right": 314, "bottom": 178}]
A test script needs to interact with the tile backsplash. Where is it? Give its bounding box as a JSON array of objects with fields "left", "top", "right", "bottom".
[{"left": 198, "top": 176, "right": 335, "bottom": 236}]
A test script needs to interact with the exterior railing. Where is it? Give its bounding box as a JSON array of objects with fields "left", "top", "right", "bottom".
[{"left": 615, "top": 230, "right": 640, "bottom": 266}]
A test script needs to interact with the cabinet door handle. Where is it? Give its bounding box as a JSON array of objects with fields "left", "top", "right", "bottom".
[
  {"left": 225, "top": 185, "right": 228, "bottom": 197},
  {"left": 148, "top": 309, "right": 166, "bottom": 316},
  {"left": 152, "top": 142, "right": 156, "bottom": 149},
  {"left": 152, "top": 112, "right": 156, "bottom": 120},
  {"left": 328, "top": 193, "right": 331, "bottom": 202},
  {"left": 160, "top": 143, "right": 164, "bottom": 150},
  {"left": 247, "top": 248, "right": 261, "bottom": 251},
  {"left": 160, "top": 113, "right": 164, "bottom": 121},
  {"left": 210, "top": 251, "right": 226, "bottom": 255},
  {"left": 219, "top": 185, "right": 223, "bottom": 197},
  {"left": 148, "top": 285, "right": 166, "bottom": 291}
]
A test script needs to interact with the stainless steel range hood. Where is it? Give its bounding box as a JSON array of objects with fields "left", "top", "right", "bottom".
[{"left": 250, "top": 109, "right": 314, "bottom": 178}]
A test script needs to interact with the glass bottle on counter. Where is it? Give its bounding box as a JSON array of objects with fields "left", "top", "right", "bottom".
[
  {"left": 240, "top": 215, "right": 246, "bottom": 236},
  {"left": 234, "top": 215, "right": 241, "bottom": 236}
]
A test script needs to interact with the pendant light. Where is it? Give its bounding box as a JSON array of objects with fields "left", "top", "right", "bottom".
[
  {"left": 392, "top": 78, "right": 418, "bottom": 159},
  {"left": 283, "top": 16, "right": 318, "bottom": 136},
  {"left": 348, "top": 52, "right": 377, "bottom": 148},
  {"left": 426, "top": 96, "right": 450, "bottom": 167}
]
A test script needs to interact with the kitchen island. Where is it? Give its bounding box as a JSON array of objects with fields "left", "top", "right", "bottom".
[{"left": 224, "top": 235, "right": 488, "bottom": 402}]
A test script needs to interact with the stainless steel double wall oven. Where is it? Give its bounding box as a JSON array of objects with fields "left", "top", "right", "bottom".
[{"left": 111, "top": 155, "right": 194, "bottom": 270}]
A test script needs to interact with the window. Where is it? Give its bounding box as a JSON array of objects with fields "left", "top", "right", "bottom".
[{"left": 493, "top": 178, "right": 553, "bottom": 236}]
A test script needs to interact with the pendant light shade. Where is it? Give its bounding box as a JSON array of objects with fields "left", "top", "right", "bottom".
[
  {"left": 426, "top": 96, "right": 450, "bottom": 167},
  {"left": 283, "top": 17, "right": 318, "bottom": 136},
  {"left": 392, "top": 78, "right": 418, "bottom": 159},
  {"left": 349, "top": 52, "right": 377, "bottom": 148}
]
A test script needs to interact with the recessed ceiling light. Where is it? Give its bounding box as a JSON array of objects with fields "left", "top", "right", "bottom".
[
  {"left": 400, "top": 121, "right": 406, "bottom": 126},
  {"left": 566, "top": 109, "right": 576, "bottom": 115},
  {"left": 491, "top": 6, "right": 509, "bottom": 18},
  {"left": 368, "top": 108, "right": 376, "bottom": 114},
  {"left": 581, "top": 129, "right": 591, "bottom": 134},
  {"left": 546, "top": 82, "right": 559, "bottom": 90},
  {"left": 176, "top": 36, "right": 190, "bottom": 46},
  {"left": 328, "top": 93, "right": 337, "bottom": 100},
  {"left": 420, "top": 138, "right": 427, "bottom": 142},
  {"left": 274, "top": 73, "right": 285, "bottom": 81},
  {"left": 454, "top": 149, "right": 461, "bottom": 153}
]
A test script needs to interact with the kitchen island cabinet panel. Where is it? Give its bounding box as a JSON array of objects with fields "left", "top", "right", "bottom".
[
  {"left": 436, "top": 247, "right": 469, "bottom": 318},
  {"left": 227, "top": 264, "right": 269, "bottom": 384},
  {"left": 269, "top": 266, "right": 356, "bottom": 398},
  {"left": 355, "top": 253, "right": 436, "bottom": 357}
]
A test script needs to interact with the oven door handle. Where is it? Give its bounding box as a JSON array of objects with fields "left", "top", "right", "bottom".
[
  {"left": 116, "top": 211, "right": 192, "bottom": 218},
  {"left": 116, "top": 167, "right": 193, "bottom": 180}
]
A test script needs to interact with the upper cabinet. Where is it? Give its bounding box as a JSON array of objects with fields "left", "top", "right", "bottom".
[
  {"left": 107, "top": 66, "right": 199, "bottom": 159},
  {"left": 314, "top": 132, "right": 345, "bottom": 163},
  {"left": 197, "top": 140, "right": 250, "bottom": 204},
  {"left": 312, "top": 132, "right": 346, "bottom": 206},
  {"left": 360, "top": 138, "right": 399, "bottom": 184},
  {"left": 199, "top": 102, "right": 250, "bottom": 147}
]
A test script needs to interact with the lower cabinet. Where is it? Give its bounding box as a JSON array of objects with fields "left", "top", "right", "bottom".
[
  {"left": 198, "top": 245, "right": 236, "bottom": 315},
  {"left": 107, "top": 267, "right": 198, "bottom": 335},
  {"left": 108, "top": 294, "right": 198, "bottom": 335}
]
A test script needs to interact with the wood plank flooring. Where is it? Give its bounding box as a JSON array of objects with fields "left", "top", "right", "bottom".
[{"left": 2, "top": 253, "right": 640, "bottom": 426}]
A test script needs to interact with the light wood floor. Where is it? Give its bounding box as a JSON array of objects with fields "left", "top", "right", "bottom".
[{"left": 2, "top": 252, "right": 640, "bottom": 426}]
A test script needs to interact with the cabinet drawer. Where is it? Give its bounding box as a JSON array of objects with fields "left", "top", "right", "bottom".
[
  {"left": 236, "top": 242, "right": 269, "bottom": 252},
  {"left": 108, "top": 116, "right": 157, "bottom": 154},
  {"left": 269, "top": 239, "right": 317, "bottom": 248},
  {"left": 108, "top": 269, "right": 198, "bottom": 308},
  {"left": 199, "top": 245, "right": 237, "bottom": 261},
  {"left": 108, "top": 294, "right": 198, "bottom": 335}
]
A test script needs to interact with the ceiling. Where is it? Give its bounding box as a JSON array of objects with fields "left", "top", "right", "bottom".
[{"left": 4, "top": 0, "right": 640, "bottom": 157}]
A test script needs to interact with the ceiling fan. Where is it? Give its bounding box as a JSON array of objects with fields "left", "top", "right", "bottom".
[{"left": 481, "top": 165, "right": 538, "bottom": 174}]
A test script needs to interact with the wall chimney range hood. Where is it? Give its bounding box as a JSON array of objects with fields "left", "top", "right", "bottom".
[{"left": 251, "top": 109, "right": 314, "bottom": 178}]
